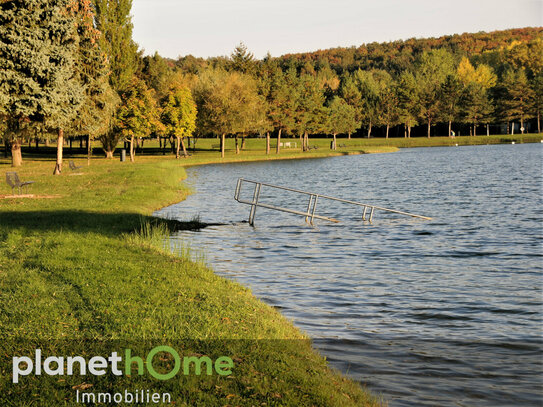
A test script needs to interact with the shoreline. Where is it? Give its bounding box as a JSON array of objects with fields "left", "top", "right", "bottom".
[{"left": 0, "top": 150, "right": 386, "bottom": 406}]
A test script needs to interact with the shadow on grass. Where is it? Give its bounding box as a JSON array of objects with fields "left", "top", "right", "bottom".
[{"left": 0, "top": 210, "right": 215, "bottom": 237}]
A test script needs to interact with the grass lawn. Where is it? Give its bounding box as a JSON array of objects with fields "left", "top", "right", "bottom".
[{"left": 0, "top": 149, "right": 384, "bottom": 406}]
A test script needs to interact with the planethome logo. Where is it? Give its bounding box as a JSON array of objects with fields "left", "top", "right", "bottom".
[{"left": 12, "top": 346, "right": 234, "bottom": 383}]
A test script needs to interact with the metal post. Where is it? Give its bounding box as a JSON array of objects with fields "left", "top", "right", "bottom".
[
  {"left": 369, "top": 206, "right": 375, "bottom": 222},
  {"left": 310, "top": 195, "right": 319, "bottom": 225},
  {"left": 305, "top": 194, "right": 314, "bottom": 223},
  {"left": 362, "top": 206, "right": 367, "bottom": 221},
  {"left": 248, "top": 183, "right": 261, "bottom": 226}
]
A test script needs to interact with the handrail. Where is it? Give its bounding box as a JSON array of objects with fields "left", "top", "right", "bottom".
[{"left": 235, "top": 178, "right": 432, "bottom": 226}]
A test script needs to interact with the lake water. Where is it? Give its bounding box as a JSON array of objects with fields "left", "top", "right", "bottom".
[{"left": 155, "top": 144, "right": 543, "bottom": 407}]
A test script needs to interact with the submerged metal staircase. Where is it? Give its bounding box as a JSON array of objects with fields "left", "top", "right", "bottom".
[{"left": 234, "top": 178, "right": 432, "bottom": 226}]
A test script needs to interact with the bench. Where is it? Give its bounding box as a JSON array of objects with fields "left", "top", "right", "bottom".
[
  {"left": 211, "top": 144, "right": 220, "bottom": 149},
  {"left": 6, "top": 172, "right": 35, "bottom": 194},
  {"left": 69, "top": 160, "right": 82, "bottom": 171}
]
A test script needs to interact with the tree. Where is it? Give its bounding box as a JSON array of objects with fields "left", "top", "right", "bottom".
[
  {"left": 461, "top": 83, "right": 494, "bottom": 136},
  {"left": 194, "top": 69, "right": 262, "bottom": 158},
  {"left": 92, "top": 0, "right": 139, "bottom": 92},
  {"left": 374, "top": 70, "right": 399, "bottom": 139},
  {"left": 325, "top": 96, "right": 357, "bottom": 149},
  {"left": 414, "top": 49, "right": 455, "bottom": 137},
  {"left": 230, "top": 42, "right": 256, "bottom": 75},
  {"left": 339, "top": 73, "right": 363, "bottom": 139},
  {"left": 115, "top": 77, "right": 158, "bottom": 162},
  {"left": 352, "top": 70, "right": 380, "bottom": 138},
  {"left": 259, "top": 62, "right": 297, "bottom": 154},
  {"left": 161, "top": 86, "right": 197, "bottom": 158},
  {"left": 293, "top": 74, "right": 325, "bottom": 151},
  {"left": 396, "top": 71, "right": 419, "bottom": 138},
  {"left": 497, "top": 69, "right": 535, "bottom": 134},
  {"left": 0, "top": 0, "right": 84, "bottom": 170},
  {"left": 70, "top": 0, "right": 118, "bottom": 165},
  {"left": 439, "top": 74, "right": 463, "bottom": 137}
]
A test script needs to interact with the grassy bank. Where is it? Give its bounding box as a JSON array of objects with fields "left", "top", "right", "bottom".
[{"left": 0, "top": 155, "right": 384, "bottom": 406}]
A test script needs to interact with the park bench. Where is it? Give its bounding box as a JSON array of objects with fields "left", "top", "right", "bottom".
[
  {"left": 338, "top": 143, "right": 347, "bottom": 148},
  {"left": 69, "top": 160, "right": 82, "bottom": 172},
  {"left": 5, "top": 172, "right": 35, "bottom": 195},
  {"left": 211, "top": 144, "right": 220, "bottom": 149},
  {"left": 308, "top": 145, "right": 318, "bottom": 150}
]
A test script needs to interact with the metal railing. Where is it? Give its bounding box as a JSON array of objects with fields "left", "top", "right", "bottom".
[{"left": 234, "top": 178, "right": 432, "bottom": 226}]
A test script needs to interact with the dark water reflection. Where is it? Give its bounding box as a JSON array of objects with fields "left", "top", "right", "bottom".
[{"left": 155, "top": 144, "right": 543, "bottom": 407}]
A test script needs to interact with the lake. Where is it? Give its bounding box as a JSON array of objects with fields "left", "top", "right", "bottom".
[{"left": 155, "top": 143, "right": 543, "bottom": 406}]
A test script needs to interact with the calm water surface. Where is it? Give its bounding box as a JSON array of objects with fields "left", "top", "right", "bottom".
[{"left": 155, "top": 144, "right": 543, "bottom": 407}]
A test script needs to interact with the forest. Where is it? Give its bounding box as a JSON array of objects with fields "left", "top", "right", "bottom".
[{"left": 1, "top": 0, "right": 542, "bottom": 169}]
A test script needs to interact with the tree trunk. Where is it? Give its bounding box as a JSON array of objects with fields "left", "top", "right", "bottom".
[
  {"left": 266, "top": 132, "right": 270, "bottom": 155},
  {"left": 276, "top": 128, "right": 282, "bottom": 154},
  {"left": 348, "top": 132, "right": 351, "bottom": 140},
  {"left": 241, "top": 136, "right": 246, "bottom": 151},
  {"left": 181, "top": 138, "right": 188, "bottom": 157},
  {"left": 473, "top": 124, "right": 477, "bottom": 137},
  {"left": 235, "top": 135, "right": 240, "bottom": 154},
  {"left": 367, "top": 121, "right": 372, "bottom": 138},
  {"left": 221, "top": 133, "right": 225, "bottom": 158},
  {"left": 332, "top": 133, "right": 337, "bottom": 150},
  {"left": 79, "top": 136, "right": 83, "bottom": 148},
  {"left": 4, "top": 139, "right": 10, "bottom": 158},
  {"left": 35, "top": 137, "right": 39, "bottom": 149},
  {"left": 408, "top": 125, "right": 411, "bottom": 138},
  {"left": 448, "top": 121, "right": 452, "bottom": 138},
  {"left": 520, "top": 117, "right": 524, "bottom": 134},
  {"left": 159, "top": 137, "right": 162, "bottom": 149},
  {"left": 511, "top": 122, "right": 514, "bottom": 135},
  {"left": 427, "top": 119, "right": 431, "bottom": 138},
  {"left": 386, "top": 124, "right": 389, "bottom": 139},
  {"left": 45, "top": 137, "right": 49, "bottom": 147},
  {"left": 486, "top": 124, "right": 490, "bottom": 136},
  {"left": 130, "top": 136, "right": 135, "bottom": 162},
  {"left": 105, "top": 150, "right": 114, "bottom": 159},
  {"left": 11, "top": 138, "right": 22, "bottom": 167},
  {"left": 299, "top": 133, "right": 304, "bottom": 151},
  {"left": 537, "top": 111, "right": 541, "bottom": 134},
  {"left": 176, "top": 136, "right": 181, "bottom": 159},
  {"left": 404, "top": 124, "right": 407, "bottom": 138},
  {"left": 53, "top": 128, "right": 64, "bottom": 175},
  {"left": 87, "top": 134, "right": 92, "bottom": 166}
]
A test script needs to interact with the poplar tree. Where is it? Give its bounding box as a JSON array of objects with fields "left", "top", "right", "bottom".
[
  {"left": 92, "top": 0, "right": 139, "bottom": 92},
  {"left": 0, "top": 0, "right": 84, "bottom": 170}
]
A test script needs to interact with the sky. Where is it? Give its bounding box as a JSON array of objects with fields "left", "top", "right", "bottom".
[{"left": 131, "top": 0, "right": 543, "bottom": 60}]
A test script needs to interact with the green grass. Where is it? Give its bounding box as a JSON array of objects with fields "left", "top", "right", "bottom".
[{"left": 0, "top": 156, "right": 384, "bottom": 406}]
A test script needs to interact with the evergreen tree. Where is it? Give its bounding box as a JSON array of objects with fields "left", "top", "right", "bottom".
[
  {"left": 339, "top": 74, "right": 363, "bottom": 139},
  {"left": 0, "top": 0, "right": 84, "bottom": 170},
  {"left": 461, "top": 83, "right": 494, "bottom": 136},
  {"left": 230, "top": 42, "right": 256, "bottom": 75},
  {"left": 70, "top": 0, "right": 119, "bottom": 165},
  {"left": 497, "top": 69, "right": 535, "bottom": 134}
]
